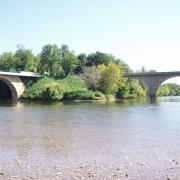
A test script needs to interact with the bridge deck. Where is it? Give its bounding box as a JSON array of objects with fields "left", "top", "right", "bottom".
[
  {"left": 0, "top": 71, "right": 42, "bottom": 77},
  {"left": 125, "top": 71, "right": 180, "bottom": 77}
]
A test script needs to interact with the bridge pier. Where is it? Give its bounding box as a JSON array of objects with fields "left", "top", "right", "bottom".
[
  {"left": 125, "top": 71, "right": 180, "bottom": 99},
  {"left": 148, "top": 87, "right": 158, "bottom": 99}
]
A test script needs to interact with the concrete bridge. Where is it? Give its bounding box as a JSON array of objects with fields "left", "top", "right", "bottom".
[
  {"left": 0, "top": 70, "right": 179, "bottom": 101},
  {"left": 125, "top": 71, "right": 180, "bottom": 98},
  {"left": 0, "top": 71, "right": 41, "bottom": 101}
]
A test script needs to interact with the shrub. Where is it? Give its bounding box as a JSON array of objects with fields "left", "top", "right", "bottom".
[
  {"left": 23, "top": 77, "right": 64, "bottom": 100},
  {"left": 63, "top": 90, "right": 105, "bottom": 100},
  {"left": 82, "top": 66, "right": 101, "bottom": 91},
  {"left": 116, "top": 80, "right": 147, "bottom": 99},
  {"left": 59, "top": 75, "right": 88, "bottom": 92}
]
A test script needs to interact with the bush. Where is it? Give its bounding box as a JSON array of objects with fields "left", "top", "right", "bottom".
[
  {"left": 116, "top": 80, "right": 147, "bottom": 99},
  {"left": 82, "top": 66, "right": 101, "bottom": 91},
  {"left": 63, "top": 90, "right": 105, "bottom": 100},
  {"left": 23, "top": 77, "right": 64, "bottom": 100},
  {"left": 59, "top": 75, "right": 88, "bottom": 92}
]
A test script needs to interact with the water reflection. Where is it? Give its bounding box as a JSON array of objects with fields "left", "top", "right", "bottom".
[{"left": 0, "top": 100, "right": 18, "bottom": 106}]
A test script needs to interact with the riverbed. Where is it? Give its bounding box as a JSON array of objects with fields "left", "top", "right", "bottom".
[{"left": 0, "top": 97, "right": 180, "bottom": 179}]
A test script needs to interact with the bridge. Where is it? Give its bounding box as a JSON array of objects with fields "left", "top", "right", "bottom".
[
  {"left": 0, "top": 71, "right": 41, "bottom": 101},
  {"left": 0, "top": 70, "right": 179, "bottom": 101},
  {"left": 125, "top": 71, "right": 180, "bottom": 98}
]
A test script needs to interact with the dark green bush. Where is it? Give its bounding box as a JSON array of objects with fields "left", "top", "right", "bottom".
[
  {"left": 23, "top": 77, "right": 64, "bottom": 100},
  {"left": 63, "top": 90, "right": 105, "bottom": 100}
]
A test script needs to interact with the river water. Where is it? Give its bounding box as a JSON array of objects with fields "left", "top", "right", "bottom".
[{"left": 0, "top": 97, "right": 180, "bottom": 179}]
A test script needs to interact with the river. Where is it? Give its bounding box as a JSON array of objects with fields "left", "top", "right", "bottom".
[{"left": 0, "top": 97, "right": 180, "bottom": 179}]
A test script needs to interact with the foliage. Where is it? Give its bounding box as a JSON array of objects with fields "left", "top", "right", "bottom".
[
  {"left": 118, "top": 59, "right": 132, "bottom": 73},
  {"left": 75, "top": 53, "right": 87, "bottom": 73},
  {"left": 0, "top": 43, "right": 153, "bottom": 101},
  {"left": 39, "top": 44, "right": 63, "bottom": 76},
  {"left": 23, "top": 75, "right": 106, "bottom": 101},
  {"left": 82, "top": 66, "right": 101, "bottom": 91},
  {"left": 59, "top": 76, "right": 105, "bottom": 100},
  {"left": 59, "top": 75, "right": 88, "bottom": 92},
  {"left": 0, "top": 52, "right": 15, "bottom": 70},
  {"left": 63, "top": 90, "right": 105, "bottom": 100},
  {"left": 86, "top": 52, "right": 115, "bottom": 66},
  {"left": 23, "top": 77, "right": 64, "bottom": 100},
  {"left": 97, "top": 63, "right": 124, "bottom": 94},
  {"left": 60, "top": 45, "right": 79, "bottom": 76},
  {"left": 116, "top": 79, "right": 147, "bottom": 99},
  {"left": 14, "top": 45, "right": 38, "bottom": 72},
  {"left": 82, "top": 63, "right": 126, "bottom": 95},
  {"left": 157, "top": 83, "right": 180, "bottom": 96}
]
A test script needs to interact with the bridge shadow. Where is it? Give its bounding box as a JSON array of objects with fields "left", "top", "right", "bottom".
[{"left": 0, "top": 80, "right": 17, "bottom": 106}]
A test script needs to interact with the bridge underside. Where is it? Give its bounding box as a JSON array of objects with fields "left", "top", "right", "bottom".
[
  {"left": 0, "top": 81, "right": 12, "bottom": 100},
  {"left": 127, "top": 74, "right": 180, "bottom": 98},
  {"left": 0, "top": 75, "right": 25, "bottom": 102}
]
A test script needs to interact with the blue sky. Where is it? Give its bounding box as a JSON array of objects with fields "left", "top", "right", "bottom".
[{"left": 0, "top": 0, "right": 180, "bottom": 82}]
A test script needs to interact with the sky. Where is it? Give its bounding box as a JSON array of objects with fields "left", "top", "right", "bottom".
[{"left": 0, "top": 0, "right": 180, "bottom": 83}]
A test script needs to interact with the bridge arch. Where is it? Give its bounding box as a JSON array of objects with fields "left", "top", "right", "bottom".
[
  {"left": 0, "top": 75, "right": 25, "bottom": 101},
  {"left": 156, "top": 76, "right": 180, "bottom": 95},
  {"left": 139, "top": 75, "right": 180, "bottom": 98},
  {"left": 125, "top": 72, "right": 180, "bottom": 98}
]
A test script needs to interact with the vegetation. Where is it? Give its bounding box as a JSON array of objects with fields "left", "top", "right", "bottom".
[
  {"left": 157, "top": 83, "right": 180, "bottom": 96},
  {"left": 0, "top": 43, "right": 167, "bottom": 101},
  {"left": 23, "top": 77, "right": 64, "bottom": 100},
  {"left": 23, "top": 76, "right": 105, "bottom": 101}
]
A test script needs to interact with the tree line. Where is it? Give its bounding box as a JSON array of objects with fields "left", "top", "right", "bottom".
[
  {"left": 0, "top": 44, "right": 131, "bottom": 76},
  {"left": 157, "top": 83, "right": 180, "bottom": 96},
  {"left": 1, "top": 44, "right": 178, "bottom": 101}
]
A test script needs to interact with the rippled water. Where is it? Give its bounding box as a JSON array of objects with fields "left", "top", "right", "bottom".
[{"left": 0, "top": 97, "right": 180, "bottom": 179}]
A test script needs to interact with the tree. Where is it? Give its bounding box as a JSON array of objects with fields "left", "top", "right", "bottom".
[
  {"left": 0, "top": 52, "right": 15, "bottom": 70},
  {"left": 116, "top": 80, "right": 131, "bottom": 98},
  {"left": 97, "top": 63, "right": 124, "bottom": 94},
  {"left": 60, "top": 44, "right": 79, "bottom": 76},
  {"left": 86, "top": 52, "right": 115, "bottom": 66},
  {"left": 118, "top": 59, "right": 132, "bottom": 73},
  {"left": 39, "top": 44, "right": 64, "bottom": 76},
  {"left": 14, "top": 45, "right": 38, "bottom": 72},
  {"left": 157, "top": 83, "right": 180, "bottom": 96},
  {"left": 74, "top": 53, "right": 87, "bottom": 73},
  {"left": 82, "top": 66, "right": 101, "bottom": 91}
]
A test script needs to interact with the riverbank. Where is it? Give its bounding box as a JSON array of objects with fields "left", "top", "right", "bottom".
[{"left": 1, "top": 159, "right": 178, "bottom": 179}]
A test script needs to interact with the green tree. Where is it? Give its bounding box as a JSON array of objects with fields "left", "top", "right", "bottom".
[
  {"left": 129, "top": 80, "right": 147, "bottom": 97},
  {"left": 86, "top": 52, "right": 115, "bottom": 66},
  {"left": 157, "top": 83, "right": 180, "bottom": 96},
  {"left": 97, "top": 63, "right": 124, "bottom": 94},
  {"left": 74, "top": 53, "right": 87, "bottom": 73},
  {"left": 0, "top": 52, "right": 15, "bottom": 70},
  {"left": 60, "top": 44, "right": 79, "bottom": 76},
  {"left": 14, "top": 45, "right": 38, "bottom": 72},
  {"left": 39, "top": 44, "right": 64, "bottom": 76}
]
